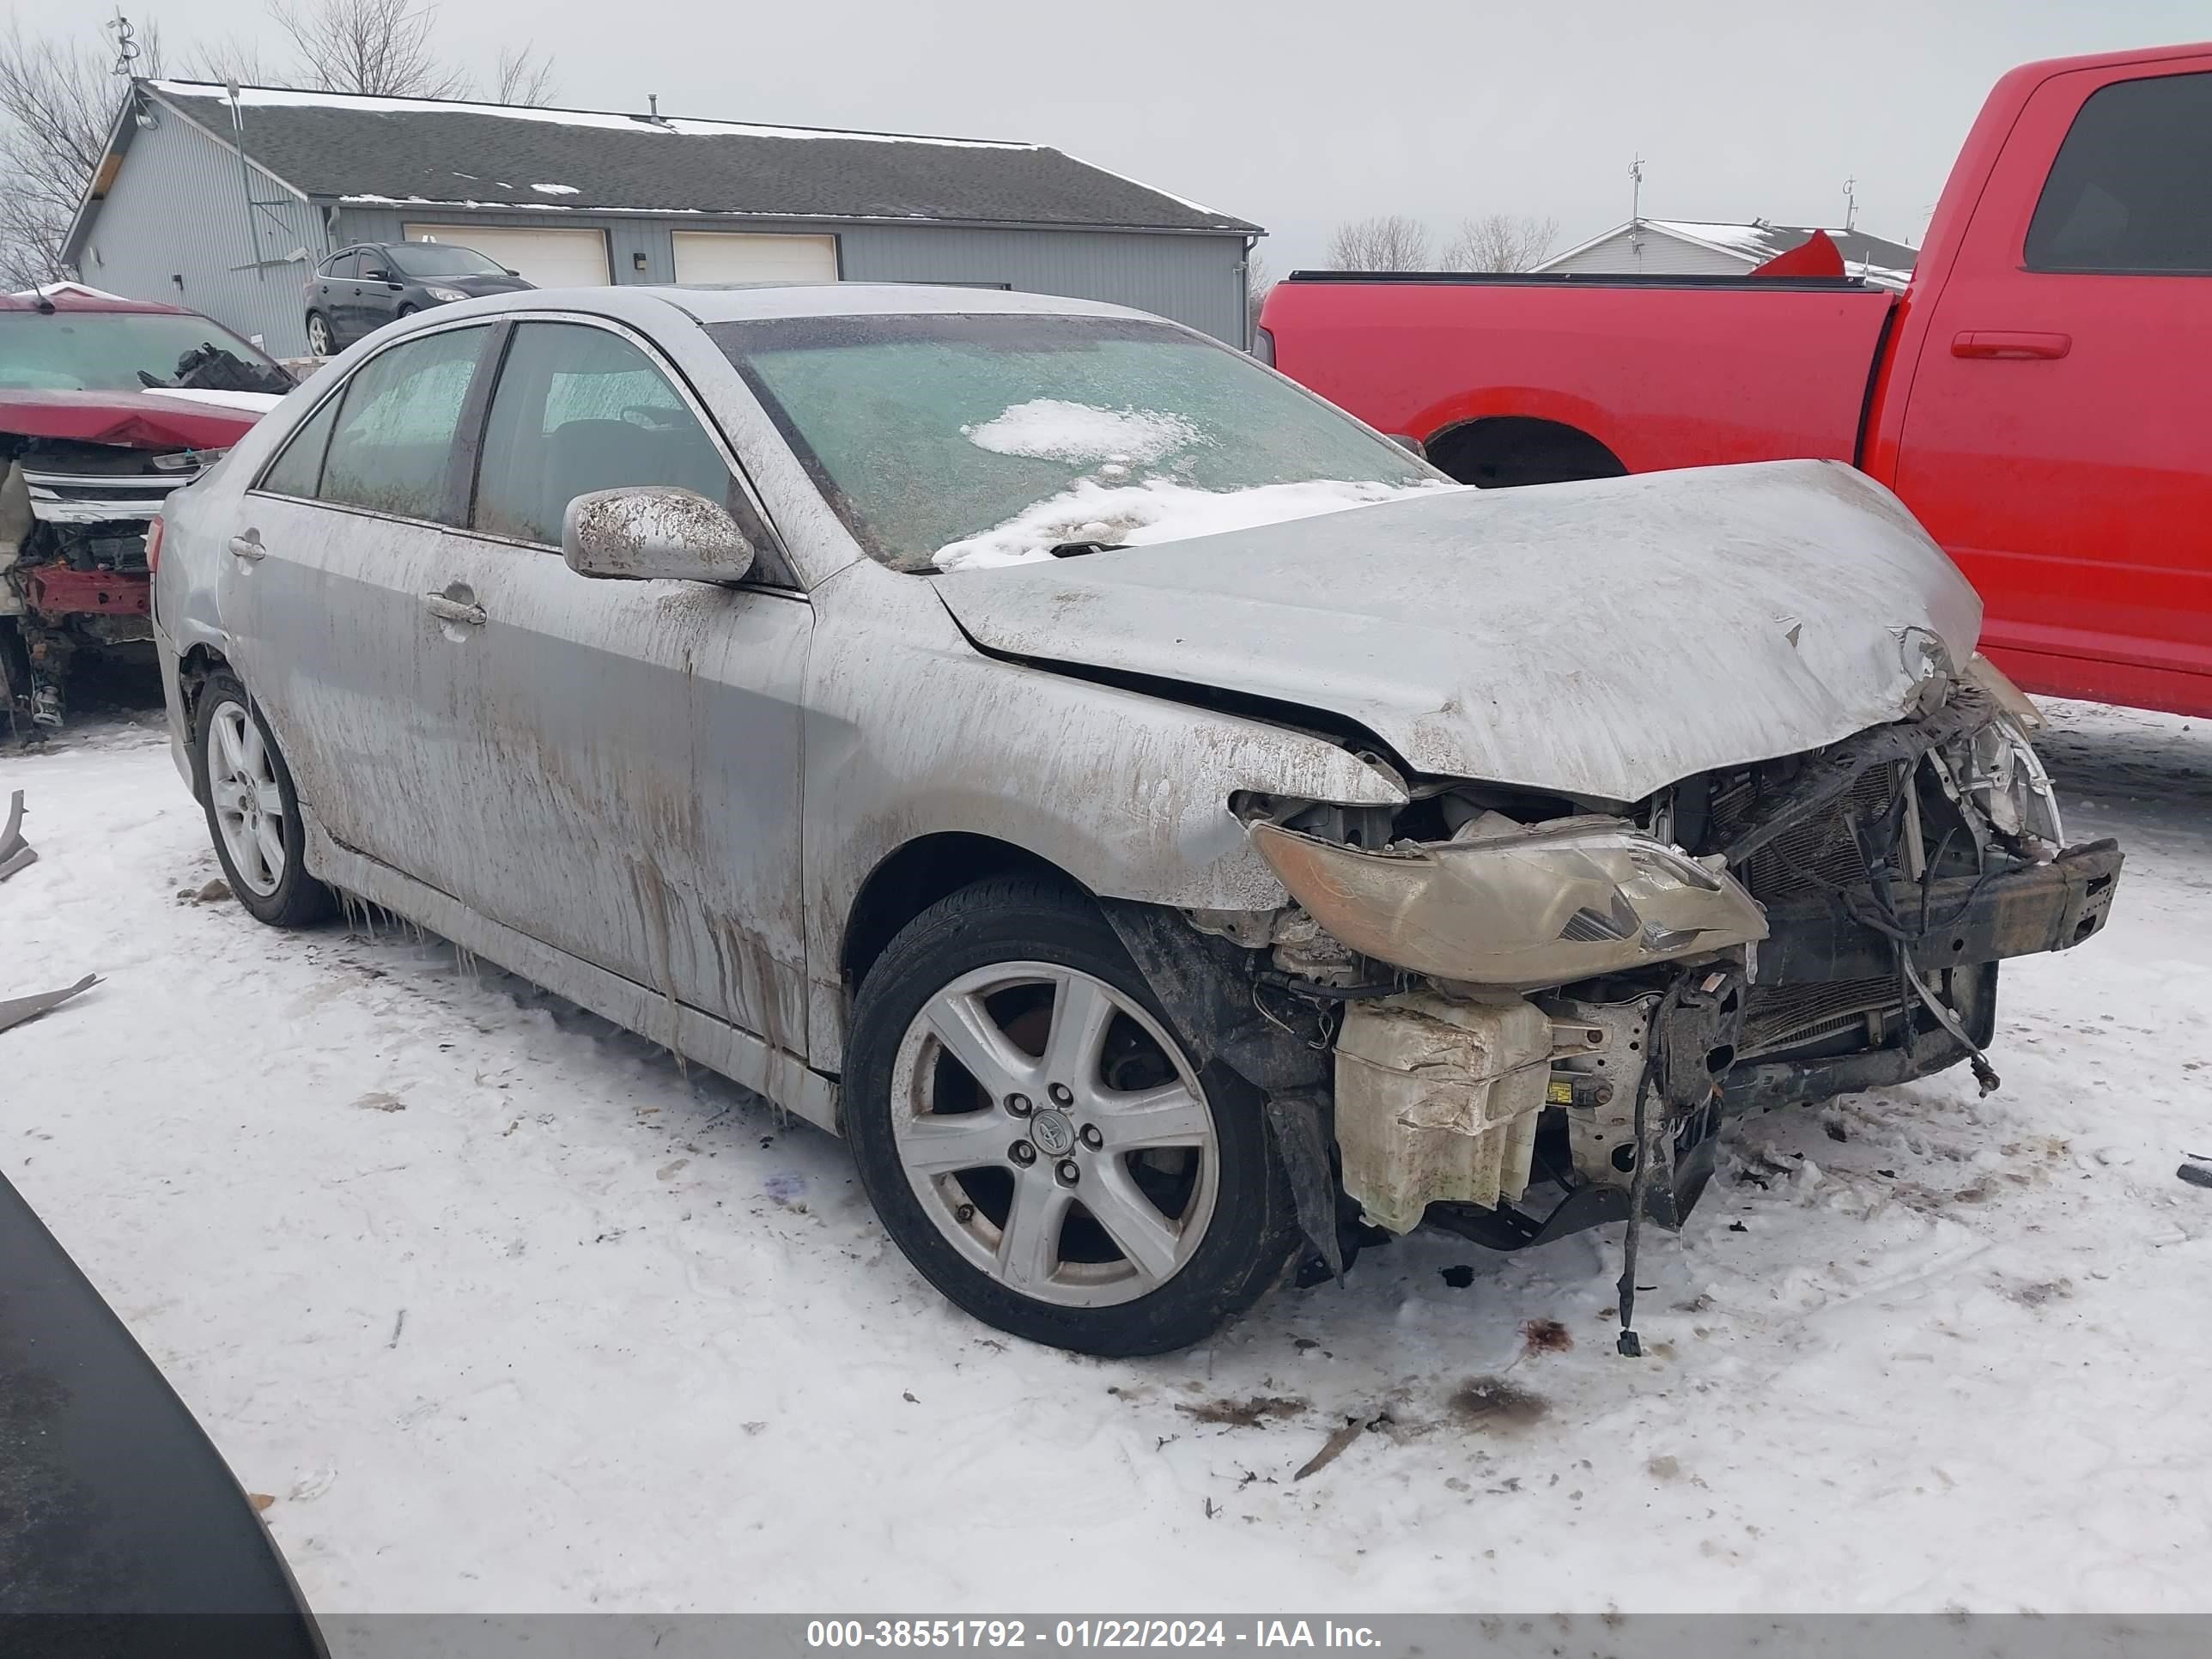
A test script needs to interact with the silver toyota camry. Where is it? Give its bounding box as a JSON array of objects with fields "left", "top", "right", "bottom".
[{"left": 151, "top": 284, "right": 2122, "bottom": 1356}]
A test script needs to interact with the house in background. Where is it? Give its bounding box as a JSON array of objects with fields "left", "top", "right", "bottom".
[
  {"left": 1536, "top": 218, "right": 1918, "bottom": 289},
  {"left": 61, "top": 82, "right": 1260, "bottom": 356}
]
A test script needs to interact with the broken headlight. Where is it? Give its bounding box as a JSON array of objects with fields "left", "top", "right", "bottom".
[
  {"left": 1249, "top": 814, "right": 1768, "bottom": 988},
  {"left": 1946, "top": 715, "right": 2065, "bottom": 848}
]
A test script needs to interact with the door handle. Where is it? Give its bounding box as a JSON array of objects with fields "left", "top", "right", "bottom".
[
  {"left": 422, "top": 592, "right": 487, "bottom": 627},
  {"left": 1952, "top": 331, "right": 2071, "bottom": 360},
  {"left": 227, "top": 532, "right": 265, "bottom": 562}
]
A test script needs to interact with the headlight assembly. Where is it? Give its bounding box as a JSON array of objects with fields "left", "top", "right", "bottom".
[{"left": 1249, "top": 814, "right": 1767, "bottom": 988}]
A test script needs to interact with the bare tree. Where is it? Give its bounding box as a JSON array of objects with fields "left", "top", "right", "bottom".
[
  {"left": 185, "top": 33, "right": 286, "bottom": 86},
  {"left": 1245, "top": 249, "right": 1273, "bottom": 338},
  {"left": 269, "top": 0, "right": 471, "bottom": 98},
  {"left": 0, "top": 17, "right": 160, "bottom": 289},
  {"left": 491, "top": 44, "right": 556, "bottom": 106},
  {"left": 1325, "top": 214, "right": 1431, "bottom": 271},
  {"left": 1440, "top": 212, "right": 1560, "bottom": 273}
]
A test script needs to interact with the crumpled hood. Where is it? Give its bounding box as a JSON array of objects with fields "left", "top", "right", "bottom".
[{"left": 933, "top": 459, "right": 1982, "bottom": 803}]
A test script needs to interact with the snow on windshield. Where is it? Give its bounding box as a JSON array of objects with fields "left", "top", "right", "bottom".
[
  {"left": 962, "top": 398, "right": 1206, "bottom": 467},
  {"left": 934, "top": 475, "right": 1456, "bottom": 571}
]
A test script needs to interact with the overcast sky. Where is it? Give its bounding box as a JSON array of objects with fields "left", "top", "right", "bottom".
[{"left": 83, "top": 0, "right": 2212, "bottom": 270}]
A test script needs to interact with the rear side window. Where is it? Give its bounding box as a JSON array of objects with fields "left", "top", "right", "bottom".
[
  {"left": 471, "top": 321, "right": 733, "bottom": 546},
  {"left": 317, "top": 325, "right": 489, "bottom": 523},
  {"left": 325, "top": 252, "right": 357, "bottom": 279},
  {"left": 2027, "top": 70, "right": 2212, "bottom": 273},
  {"left": 258, "top": 394, "right": 340, "bottom": 498}
]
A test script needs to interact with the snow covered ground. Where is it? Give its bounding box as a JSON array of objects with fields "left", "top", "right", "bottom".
[{"left": 3, "top": 698, "right": 2208, "bottom": 1613}]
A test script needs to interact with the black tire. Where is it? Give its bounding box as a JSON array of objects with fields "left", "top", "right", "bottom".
[
  {"left": 396, "top": 303, "right": 419, "bottom": 319},
  {"left": 844, "top": 877, "right": 1297, "bottom": 1356},
  {"left": 191, "top": 669, "right": 337, "bottom": 929},
  {"left": 304, "top": 311, "right": 333, "bottom": 356}
]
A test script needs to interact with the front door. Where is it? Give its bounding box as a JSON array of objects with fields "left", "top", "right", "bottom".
[
  {"left": 1893, "top": 60, "right": 2212, "bottom": 710},
  {"left": 415, "top": 317, "right": 813, "bottom": 1051}
]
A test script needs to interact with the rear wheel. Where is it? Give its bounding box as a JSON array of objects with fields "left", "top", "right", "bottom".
[
  {"left": 304, "top": 311, "right": 332, "bottom": 356},
  {"left": 844, "top": 878, "right": 1297, "bottom": 1356},
  {"left": 191, "top": 670, "right": 336, "bottom": 928}
]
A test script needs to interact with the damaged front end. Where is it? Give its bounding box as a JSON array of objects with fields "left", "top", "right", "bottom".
[
  {"left": 0, "top": 440, "right": 213, "bottom": 731},
  {"left": 1147, "top": 658, "right": 2120, "bottom": 1276}
]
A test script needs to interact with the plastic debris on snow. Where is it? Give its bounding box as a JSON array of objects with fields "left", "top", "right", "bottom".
[
  {"left": 2, "top": 788, "right": 34, "bottom": 882},
  {"left": 933, "top": 477, "right": 1458, "bottom": 570}
]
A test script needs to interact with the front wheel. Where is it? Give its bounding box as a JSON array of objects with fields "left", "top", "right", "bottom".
[
  {"left": 844, "top": 878, "right": 1297, "bottom": 1356},
  {"left": 191, "top": 670, "right": 336, "bottom": 928}
]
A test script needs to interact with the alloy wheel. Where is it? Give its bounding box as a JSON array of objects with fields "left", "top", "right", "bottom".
[
  {"left": 889, "top": 962, "right": 1219, "bottom": 1308},
  {"left": 208, "top": 701, "right": 287, "bottom": 896}
]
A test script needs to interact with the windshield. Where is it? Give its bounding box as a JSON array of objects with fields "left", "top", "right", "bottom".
[
  {"left": 712, "top": 313, "right": 1446, "bottom": 572},
  {"left": 0, "top": 310, "right": 277, "bottom": 392},
  {"left": 393, "top": 243, "right": 509, "bottom": 278}
]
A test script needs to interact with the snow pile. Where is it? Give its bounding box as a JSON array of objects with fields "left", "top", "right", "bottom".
[
  {"left": 935, "top": 478, "right": 1456, "bottom": 570},
  {"left": 962, "top": 398, "right": 1205, "bottom": 466}
]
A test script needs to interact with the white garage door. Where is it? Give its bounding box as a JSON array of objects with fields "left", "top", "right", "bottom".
[
  {"left": 403, "top": 225, "right": 611, "bottom": 289},
  {"left": 673, "top": 232, "right": 838, "bottom": 285}
]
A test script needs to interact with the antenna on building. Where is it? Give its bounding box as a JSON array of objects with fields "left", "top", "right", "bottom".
[
  {"left": 1843, "top": 175, "right": 1858, "bottom": 232},
  {"left": 107, "top": 10, "right": 142, "bottom": 77},
  {"left": 1629, "top": 154, "right": 1645, "bottom": 225}
]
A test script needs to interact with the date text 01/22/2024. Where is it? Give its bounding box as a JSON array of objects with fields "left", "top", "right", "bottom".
[{"left": 805, "top": 1620, "right": 1382, "bottom": 1649}]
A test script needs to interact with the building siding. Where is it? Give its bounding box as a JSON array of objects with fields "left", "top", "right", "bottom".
[
  {"left": 75, "top": 104, "right": 328, "bottom": 355},
  {"left": 337, "top": 206, "right": 1250, "bottom": 343},
  {"left": 76, "top": 93, "right": 1253, "bottom": 351},
  {"left": 1544, "top": 227, "right": 1752, "bottom": 278}
]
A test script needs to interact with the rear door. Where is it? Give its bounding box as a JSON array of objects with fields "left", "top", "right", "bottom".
[
  {"left": 406, "top": 315, "right": 814, "bottom": 1049},
  {"left": 321, "top": 251, "right": 361, "bottom": 342},
  {"left": 219, "top": 320, "right": 500, "bottom": 871},
  {"left": 1894, "top": 59, "right": 2212, "bottom": 711}
]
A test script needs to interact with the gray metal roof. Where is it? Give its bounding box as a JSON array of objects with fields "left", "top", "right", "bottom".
[
  {"left": 144, "top": 82, "right": 1256, "bottom": 235},
  {"left": 1642, "top": 220, "right": 1920, "bottom": 280}
]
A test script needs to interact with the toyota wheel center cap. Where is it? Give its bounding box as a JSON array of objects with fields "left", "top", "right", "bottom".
[{"left": 1029, "top": 1109, "right": 1075, "bottom": 1157}]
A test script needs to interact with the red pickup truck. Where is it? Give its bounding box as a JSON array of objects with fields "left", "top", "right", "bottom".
[{"left": 1259, "top": 42, "right": 2212, "bottom": 719}]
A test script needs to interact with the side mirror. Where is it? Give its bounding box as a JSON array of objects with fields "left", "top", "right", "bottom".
[
  {"left": 363, "top": 266, "right": 392, "bottom": 282},
  {"left": 562, "top": 486, "right": 757, "bottom": 584}
]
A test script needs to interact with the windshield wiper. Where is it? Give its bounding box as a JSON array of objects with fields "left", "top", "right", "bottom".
[{"left": 1048, "top": 541, "right": 1115, "bottom": 559}]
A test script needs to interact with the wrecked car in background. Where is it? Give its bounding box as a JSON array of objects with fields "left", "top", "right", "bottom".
[
  {"left": 150, "top": 285, "right": 2122, "bottom": 1357},
  {"left": 1, "top": 289, "right": 289, "bottom": 732}
]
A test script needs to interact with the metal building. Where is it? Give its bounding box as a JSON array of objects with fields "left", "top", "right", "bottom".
[
  {"left": 1536, "top": 219, "right": 1918, "bottom": 289},
  {"left": 62, "top": 82, "right": 1260, "bottom": 357}
]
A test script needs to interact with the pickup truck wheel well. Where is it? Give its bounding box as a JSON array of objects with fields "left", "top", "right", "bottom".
[
  {"left": 842, "top": 833, "right": 1075, "bottom": 994},
  {"left": 1425, "top": 416, "right": 1628, "bottom": 489}
]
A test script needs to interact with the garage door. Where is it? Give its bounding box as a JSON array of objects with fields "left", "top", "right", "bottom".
[
  {"left": 403, "top": 225, "right": 611, "bottom": 289},
  {"left": 672, "top": 232, "right": 838, "bottom": 285}
]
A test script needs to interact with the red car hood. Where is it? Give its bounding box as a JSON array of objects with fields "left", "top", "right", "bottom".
[{"left": 0, "top": 388, "right": 265, "bottom": 451}]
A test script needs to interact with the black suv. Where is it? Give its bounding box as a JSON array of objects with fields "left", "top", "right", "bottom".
[{"left": 301, "top": 241, "right": 534, "bottom": 355}]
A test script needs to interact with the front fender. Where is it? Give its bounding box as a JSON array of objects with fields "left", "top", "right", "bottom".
[{"left": 800, "top": 567, "right": 1402, "bottom": 1067}]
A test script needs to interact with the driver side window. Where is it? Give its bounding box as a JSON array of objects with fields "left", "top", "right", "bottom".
[{"left": 471, "top": 322, "right": 737, "bottom": 547}]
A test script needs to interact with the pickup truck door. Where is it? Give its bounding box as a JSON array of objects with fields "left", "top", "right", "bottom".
[{"left": 1893, "top": 58, "right": 2212, "bottom": 714}]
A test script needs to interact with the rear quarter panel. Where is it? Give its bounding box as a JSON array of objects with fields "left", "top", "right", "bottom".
[{"left": 1261, "top": 279, "right": 1897, "bottom": 473}]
